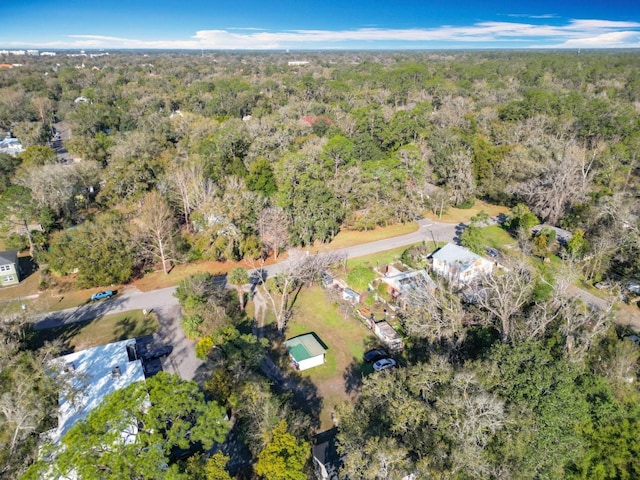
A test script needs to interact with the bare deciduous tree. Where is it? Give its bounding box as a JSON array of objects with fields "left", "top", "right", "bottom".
[
  {"left": 475, "top": 262, "right": 534, "bottom": 342},
  {"left": 558, "top": 298, "right": 611, "bottom": 363},
  {"left": 254, "top": 250, "right": 345, "bottom": 332},
  {"left": 16, "top": 161, "right": 101, "bottom": 215},
  {"left": 169, "top": 160, "right": 218, "bottom": 228},
  {"left": 404, "top": 277, "right": 467, "bottom": 347},
  {"left": 258, "top": 207, "right": 290, "bottom": 260},
  {"left": 31, "top": 96, "right": 53, "bottom": 125},
  {"left": 441, "top": 372, "right": 505, "bottom": 478},
  {"left": 134, "top": 190, "right": 178, "bottom": 274},
  {"left": 513, "top": 140, "right": 595, "bottom": 224}
]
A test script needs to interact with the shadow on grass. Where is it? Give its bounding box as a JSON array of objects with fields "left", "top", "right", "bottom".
[
  {"left": 278, "top": 372, "right": 323, "bottom": 430},
  {"left": 114, "top": 315, "right": 155, "bottom": 340},
  {"left": 18, "top": 256, "right": 38, "bottom": 281},
  {"left": 343, "top": 360, "right": 365, "bottom": 395},
  {"left": 28, "top": 320, "right": 90, "bottom": 353}
]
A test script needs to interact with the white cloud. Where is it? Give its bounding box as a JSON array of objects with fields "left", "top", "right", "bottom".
[
  {"left": 544, "top": 31, "right": 640, "bottom": 49},
  {"left": 6, "top": 18, "right": 640, "bottom": 49},
  {"left": 505, "top": 13, "right": 559, "bottom": 19}
]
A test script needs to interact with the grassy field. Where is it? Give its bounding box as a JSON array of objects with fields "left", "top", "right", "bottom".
[
  {"left": 424, "top": 199, "right": 509, "bottom": 224},
  {"left": 317, "top": 222, "right": 419, "bottom": 251},
  {"left": 343, "top": 244, "right": 429, "bottom": 271},
  {"left": 31, "top": 310, "right": 159, "bottom": 352},
  {"left": 478, "top": 225, "right": 517, "bottom": 250},
  {"left": 284, "top": 286, "right": 377, "bottom": 429}
]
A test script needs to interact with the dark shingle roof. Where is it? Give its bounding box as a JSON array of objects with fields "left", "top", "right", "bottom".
[{"left": 0, "top": 250, "right": 18, "bottom": 266}]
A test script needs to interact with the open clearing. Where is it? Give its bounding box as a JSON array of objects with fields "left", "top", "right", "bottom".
[
  {"left": 424, "top": 199, "right": 509, "bottom": 223},
  {"left": 284, "top": 285, "right": 387, "bottom": 429}
]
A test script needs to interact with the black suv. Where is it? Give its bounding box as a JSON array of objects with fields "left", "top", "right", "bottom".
[{"left": 364, "top": 348, "right": 388, "bottom": 363}]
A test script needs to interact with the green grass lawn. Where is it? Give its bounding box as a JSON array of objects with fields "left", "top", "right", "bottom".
[
  {"left": 424, "top": 199, "right": 509, "bottom": 223},
  {"left": 318, "top": 222, "right": 419, "bottom": 251},
  {"left": 478, "top": 225, "right": 517, "bottom": 250},
  {"left": 284, "top": 286, "right": 376, "bottom": 428},
  {"left": 30, "top": 310, "right": 159, "bottom": 352},
  {"left": 344, "top": 245, "right": 420, "bottom": 271}
]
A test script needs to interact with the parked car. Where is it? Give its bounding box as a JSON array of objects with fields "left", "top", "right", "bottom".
[
  {"left": 90, "top": 290, "right": 114, "bottom": 301},
  {"left": 594, "top": 281, "right": 613, "bottom": 290},
  {"left": 320, "top": 271, "right": 333, "bottom": 287},
  {"left": 485, "top": 247, "right": 500, "bottom": 259},
  {"left": 364, "top": 348, "right": 388, "bottom": 363},
  {"left": 143, "top": 345, "right": 173, "bottom": 360},
  {"left": 373, "top": 358, "right": 397, "bottom": 371}
]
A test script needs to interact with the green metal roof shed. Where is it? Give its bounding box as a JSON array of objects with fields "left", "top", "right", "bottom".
[{"left": 284, "top": 334, "right": 326, "bottom": 371}]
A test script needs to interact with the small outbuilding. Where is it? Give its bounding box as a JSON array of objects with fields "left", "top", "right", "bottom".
[{"left": 284, "top": 333, "right": 326, "bottom": 371}]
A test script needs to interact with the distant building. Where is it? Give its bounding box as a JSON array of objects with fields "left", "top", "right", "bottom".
[
  {"left": 379, "top": 265, "right": 436, "bottom": 302},
  {"left": 285, "top": 333, "right": 326, "bottom": 371},
  {"left": 531, "top": 224, "right": 573, "bottom": 246},
  {"left": 342, "top": 288, "right": 360, "bottom": 304},
  {"left": 370, "top": 319, "right": 404, "bottom": 352},
  {"left": 313, "top": 428, "right": 341, "bottom": 480},
  {"left": 288, "top": 60, "right": 309, "bottom": 66}
]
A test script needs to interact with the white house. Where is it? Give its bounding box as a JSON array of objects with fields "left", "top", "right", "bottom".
[
  {"left": 0, "top": 134, "right": 25, "bottom": 156},
  {"left": 47, "top": 340, "right": 145, "bottom": 445},
  {"left": 431, "top": 243, "right": 494, "bottom": 287},
  {"left": 284, "top": 334, "right": 326, "bottom": 371}
]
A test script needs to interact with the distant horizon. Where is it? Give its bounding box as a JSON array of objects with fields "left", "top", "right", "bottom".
[
  {"left": 1, "top": 47, "right": 638, "bottom": 53},
  {"left": 2, "top": 1, "right": 639, "bottom": 50}
]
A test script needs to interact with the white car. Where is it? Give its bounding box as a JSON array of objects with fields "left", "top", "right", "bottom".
[{"left": 373, "top": 358, "right": 397, "bottom": 372}]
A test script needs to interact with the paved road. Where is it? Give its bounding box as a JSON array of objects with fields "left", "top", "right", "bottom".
[
  {"left": 35, "top": 285, "right": 205, "bottom": 380},
  {"left": 34, "top": 219, "right": 459, "bottom": 381},
  {"left": 36, "top": 217, "right": 457, "bottom": 329},
  {"left": 34, "top": 216, "right": 639, "bottom": 379}
]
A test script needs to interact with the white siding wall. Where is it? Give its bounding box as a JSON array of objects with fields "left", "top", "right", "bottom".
[{"left": 298, "top": 354, "right": 325, "bottom": 371}]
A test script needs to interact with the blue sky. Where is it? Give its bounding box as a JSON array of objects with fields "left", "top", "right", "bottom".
[{"left": 2, "top": 1, "right": 640, "bottom": 50}]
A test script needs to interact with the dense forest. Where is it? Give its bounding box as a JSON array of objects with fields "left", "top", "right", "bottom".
[{"left": 1, "top": 50, "right": 640, "bottom": 479}]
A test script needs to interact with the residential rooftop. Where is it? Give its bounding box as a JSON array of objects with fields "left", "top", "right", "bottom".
[
  {"left": 284, "top": 333, "right": 326, "bottom": 362},
  {"left": 48, "top": 339, "right": 145, "bottom": 444}
]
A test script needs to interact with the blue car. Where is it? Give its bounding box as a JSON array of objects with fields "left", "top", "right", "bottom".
[{"left": 91, "top": 290, "right": 114, "bottom": 301}]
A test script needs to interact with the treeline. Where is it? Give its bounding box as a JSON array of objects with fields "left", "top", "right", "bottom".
[{"left": 0, "top": 51, "right": 638, "bottom": 284}]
